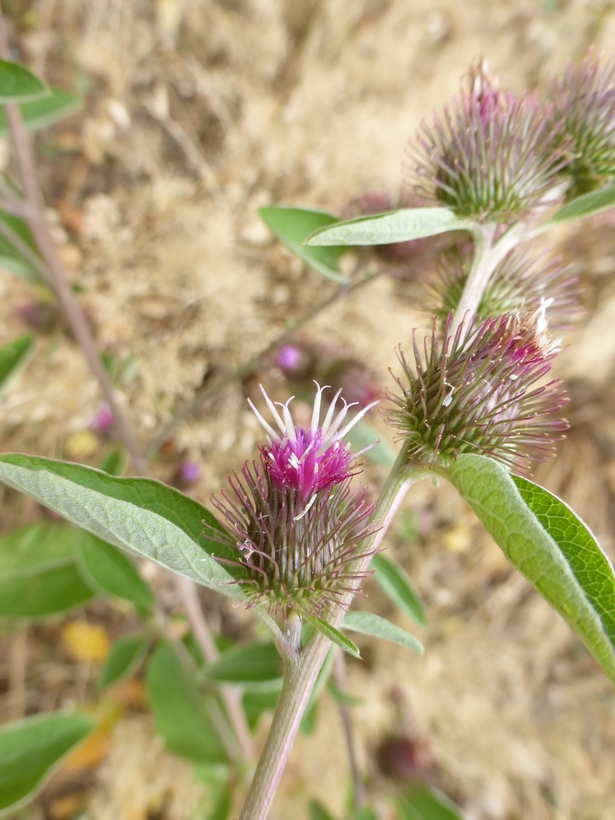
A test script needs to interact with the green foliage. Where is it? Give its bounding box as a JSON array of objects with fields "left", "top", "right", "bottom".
[
  {"left": 446, "top": 454, "right": 615, "bottom": 687},
  {"left": 548, "top": 184, "right": 615, "bottom": 224},
  {"left": 0, "top": 208, "right": 43, "bottom": 282},
  {"left": 0, "top": 455, "right": 242, "bottom": 600},
  {"left": 305, "top": 207, "right": 470, "bottom": 247},
  {"left": 0, "top": 711, "right": 96, "bottom": 813},
  {"left": 371, "top": 553, "right": 427, "bottom": 626},
  {"left": 258, "top": 205, "right": 351, "bottom": 283},
  {"left": 78, "top": 534, "right": 154, "bottom": 611},
  {"left": 0, "top": 522, "right": 96, "bottom": 617},
  {"left": 344, "top": 420, "right": 396, "bottom": 467},
  {"left": 0, "top": 334, "right": 34, "bottom": 396},
  {"left": 98, "top": 635, "right": 150, "bottom": 689},
  {"left": 0, "top": 59, "right": 47, "bottom": 102},
  {"left": 204, "top": 641, "right": 282, "bottom": 687},
  {"left": 399, "top": 787, "right": 463, "bottom": 819},
  {"left": 341, "top": 610, "right": 423, "bottom": 653},
  {"left": 98, "top": 447, "right": 127, "bottom": 476},
  {"left": 0, "top": 87, "right": 80, "bottom": 136},
  {"left": 309, "top": 801, "right": 336, "bottom": 820},
  {"left": 305, "top": 614, "right": 361, "bottom": 658},
  {"left": 146, "top": 643, "right": 228, "bottom": 763}
]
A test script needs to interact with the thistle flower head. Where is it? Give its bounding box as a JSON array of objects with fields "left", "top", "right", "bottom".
[
  {"left": 248, "top": 383, "right": 378, "bottom": 501},
  {"left": 387, "top": 312, "right": 568, "bottom": 474},
  {"left": 429, "top": 247, "right": 582, "bottom": 331},
  {"left": 549, "top": 48, "right": 615, "bottom": 194},
  {"left": 408, "top": 60, "right": 568, "bottom": 222},
  {"left": 207, "top": 384, "right": 379, "bottom": 618}
]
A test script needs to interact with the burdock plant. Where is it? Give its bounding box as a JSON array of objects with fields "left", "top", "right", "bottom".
[{"left": 2, "top": 42, "right": 615, "bottom": 820}]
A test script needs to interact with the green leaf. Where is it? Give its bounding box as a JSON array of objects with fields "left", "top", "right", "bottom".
[
  {"left": 0, "top": 334, "right": 34, "bottom": 397},
  {"left": 0, "top": 454, "right": 243, "bottom": 602},
  {"left": 353, "top": 810, "right": 378, "bottom": 820},
  {"left": 78, "top": 533, "right": 154, "bottom": 611},
  {"left": 344, "top": 420, "right": 396, "bottom": 467},
  {"left": 309, "top": 801, "right": 336, "bottom": 820},
  {"left": 204, "top": 642, "right": 282, "bottom": 687},
  {"left": 549, "top": 185, "right": 615, "bottom": 224},
  {"left": 146, "top": 643, "right": 228, "bottom": 763},
  {"left": 0, "top": 59, "right": 47, "bottom": 103},
  {"left": 445, "top": 454, "right": 615, "bottom": 687},
  {"left": 399, "top": 787, "right": 463, "bottom": 820},
  {"left": 206, "top": 789, "right": 232, "bottom": 820},
  {"left": 0, "top": 88, "right": 81, "bottom": 137},
  {"left": 98, "top": 635, "right": 149, "bottom": 689},
  {"left": 371, "top": 553, "right": 427, "bottom": 626},
  {"left": 98, "top": 447, "right": 127, "bottom": 476},
  {"left": 258, "top": 205, "right": 351, "bottom": 283},
  {"left": 0, "top": 711, "right": 96, "bottom": 813},
  {"left": 305, "top": 615, "right": 361, "bottom": 658},
  {"left": 242, "top": 689, "right": 281, "bottom": 728},
  {"left": 341, "top": 610, "right": 423, "bottom": 654},
  {"left": 0, "top": 522, "right": 96, "bottom": 617},
  {"left": 0, "top": 208, "right": 43, "bottom": 282},
  {"left": 300, "top": 700, "right": 318, "bottom": 736},
  {"left": 305, "top": 207, "right": 470, "bottom": 247}
]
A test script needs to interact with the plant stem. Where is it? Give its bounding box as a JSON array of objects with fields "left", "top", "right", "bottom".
[
  {"left": 239, "top": 449, "right": 428, "bottom": 820},
  {"left": 145, "top": 268, "right": 378, "bottom": 458}
]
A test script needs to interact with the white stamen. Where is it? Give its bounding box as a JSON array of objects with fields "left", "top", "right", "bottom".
[
  {"left": 321, "top": 388, "right": 343, "bottom": 434},
  {"left": 288, "top": 453, "right": 300, "bottom": 470},
  {"left": 259, "top": 384, "right": 287, "bottom": 438},
  {"left": 294, "top": 493, "right": 317, "bottom": 521},
  {"left": 334, "top": 399, "right": 380, "bottom": 441},
  {"left": 276, "top": 397, "right": 297, "bottom": 441},
  {"left": 247, "top": 398, "right": 279, "bottom": 441},
  {"left": 327, "top": 399, "right": 356, "bottom": 438}
]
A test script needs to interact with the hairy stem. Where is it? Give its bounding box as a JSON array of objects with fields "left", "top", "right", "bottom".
[{"left": 239, "top": 449, "right": 428, "bottom": 819}]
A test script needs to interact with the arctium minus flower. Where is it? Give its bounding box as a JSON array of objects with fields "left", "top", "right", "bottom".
[
  {"left": 387, "top": 312, "right": 568, "bottom": 475},
  {"left": 206, "top": 384, "right": 379, "bottom": 617},
  {"left": 408, "top": 60, "right": 568, "bottom": 222}
]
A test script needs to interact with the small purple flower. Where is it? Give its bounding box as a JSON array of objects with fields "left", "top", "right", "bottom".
[
  {"left": 91, "top": 406, "right": 115, "bottom": 432},
  {"left": 387, "top": 311, "right": 568, "bottom": 474},
  {"left": 248, "top": 383, "right": 378, "bottom": 502},
  {"left": 275, "top": 344, "right": 303, "bottom": 371}
]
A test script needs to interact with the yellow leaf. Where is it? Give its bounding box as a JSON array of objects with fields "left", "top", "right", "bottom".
[
  {"left": 61, "top": 621, "right": 110, "bottom": 663},
  {"left": 63, "top": 723, "right": 110, "bottom": 773}
]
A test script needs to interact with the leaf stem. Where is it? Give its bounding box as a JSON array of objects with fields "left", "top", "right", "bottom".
[{"left": 238, "top": 448, "right": 429, "bottom": 819}]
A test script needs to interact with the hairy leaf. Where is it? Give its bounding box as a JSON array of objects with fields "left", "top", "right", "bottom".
[
  {"left": 258, "top": 205, "right": 351, "bottom": 283},
  {"left": 204, "top": 642, "right": 282, "bottom": 687},
  {"left": 0, "top": 711, "right": 96, "bottom": 812},
  {"left": 371, "top": 553, "right": 427, "bottom": 626},
  {"left": 78, "top": 534, "right": 154, "bottom": 611},
  {"left": 549, "top": 184, "right": 615, "bottom": 224},
  {"left": 305, "top": 615, "right": 361, "bottom": 658},
  {"left": 446, "top": 454, "right": 615, "bottom": 687},
  {"left": 341, "top": 610, "right": 423, "bottom": 653},
  {"left": 306, "top": 207, "right": 470, "bottom": 247}
]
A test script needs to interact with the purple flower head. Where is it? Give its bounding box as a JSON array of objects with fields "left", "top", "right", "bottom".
[
  {"left": 91, "top": 406, "right": 115, "bottom": 432},
  {"left": 248, "top": 383, "right": 379, "bottom": 502},
  {"left": 179, "top": 460, "right": 201, "bottom": 484},
  {"left": 548, "top": 47, "right": 615, "bottom": 194},
  {"left": 387, "top": 310, "right": 568, "bottom": 475},
  {"left": 407, "top": 64, "right": 569, "bottom": 222},
  {"left": 275, "top": 344, "right": 304, "bottom": 371}
]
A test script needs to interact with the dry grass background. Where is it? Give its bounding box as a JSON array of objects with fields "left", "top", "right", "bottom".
[{"left": 1, "top": 0, "right": 615, "bottom": 818}]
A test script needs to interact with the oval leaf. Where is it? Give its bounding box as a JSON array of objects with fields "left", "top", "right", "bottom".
[
  {"left": 371, "top": 553, "right": 427, "bottom": 626},
  {"left": 204, "top": 641, "right": 282, "bottom": 687},
  {"left": 98, "top": 634, "right": 149, "bottom": 689},
  {"left": 0, "top": 711, "right": 96, "bottom": 812},
  {"left": 549, "top": 184, "right": 615, "bottom": 224},
  {"left": 0, "top": 59, "right": 47, "bottom": 102},
  {"left": 0, "top": 334, "right": 34, "bottom": 396},
  {"left": 0, "top": 88, "right": 80, "bottom": 136},
  {"left": 341, "top": 610, "right": 423, "bottom": 654},
  {"left": 78, "top": 533, "right": 154, "bottom": 611},
  {"left": 0, "top": 454, "right": 242, "bottom": 602},
  {"left": 305, "top": 207, "right": 470, "bottom": 247},
  {"left": 146, "top": 643, "right": 228, "bottom": 763},
  {"left": 258, "top": 205, "right": 350, "bottom": 282},
  {"left": 0, "top": 522, "right": 96, "bottom": 617},
  {"left": 446, "top": 454, "right": 615, "bottom": 687},
  {"left": 305, "top": 614, "right": 361, "bottom": 658}
]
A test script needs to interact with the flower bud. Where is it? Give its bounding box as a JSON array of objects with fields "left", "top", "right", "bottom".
[{"left": 387, "top": 313, "right": 568, "bottom": 474}]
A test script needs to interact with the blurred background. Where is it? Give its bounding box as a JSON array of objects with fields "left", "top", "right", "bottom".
[{"left": 1, "top": 0, "right": 615, "bottom": 818}]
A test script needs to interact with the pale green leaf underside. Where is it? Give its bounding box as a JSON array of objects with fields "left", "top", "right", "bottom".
[
  {"left": 0, "top": 59, "right": 47, "bottom": 102},
  {"left": 0, "top": 711, "right": 96, "bottom": 813},
  {"left": 446, "top": 454, "right": 615, "bottom": 687},
  {"left": 341, "top": 610, "right": 423, "bottom": 653},
  {"left": 0, "top": 454, "right": 242, "bottom": 602},
  {"left": 549, "top": 184, "right": 615, "bottom": 224},
  {"left": 305, "top": 207, "right": 471, "bottom": 247},
  {"left": 258, "top": 205, "right": 350, "bottom": 283},
  {"left": 306, "top": 615, "right": 361, "bottom": 658}
]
